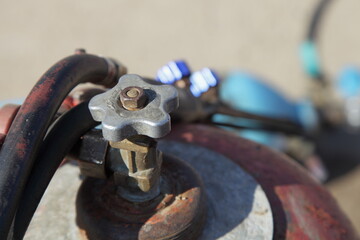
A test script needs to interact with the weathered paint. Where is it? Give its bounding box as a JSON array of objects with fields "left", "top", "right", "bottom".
[
  {"left": 76, "top": 155, "right": 206, "bottom": 240},
  {"left": 166, "top": 124, "right": 359, "bottom": 240}
]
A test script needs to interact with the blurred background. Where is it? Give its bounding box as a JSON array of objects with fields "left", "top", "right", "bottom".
[{"left": 0, "top": 0, "right": 360, "bottom": 231}]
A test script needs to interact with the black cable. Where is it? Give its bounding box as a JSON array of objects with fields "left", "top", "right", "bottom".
[
  {"left": 305, "top": 0, "right": 334, "bottom": 84},
  {"left": 211, "top": 120, "right": 307, "bottom": 138},
  {"left": 0, "top": 54, "right": 119, "bottom": 238},
  {"left": 307, "top": 0, "right": 334, "bottom": 42},
  {"left": 10, "top": 101, "right": 98, "bottom": 240},
  {"left": 215, "top": 104, "right": 303, "bottom": 131}
]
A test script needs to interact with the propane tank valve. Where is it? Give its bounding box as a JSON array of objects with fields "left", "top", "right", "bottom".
[
  {"left": 76, "top": 74, "right": 207, "bottom": 240},
  {"left": 88, "top": 74, "right": 178, "bottom": 201}
]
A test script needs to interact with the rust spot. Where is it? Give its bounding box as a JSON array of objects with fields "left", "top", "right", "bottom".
[
  {"left": 20, "top": 59, "right": 69, "bottom": 114},
  {"left": 21, "top": 80, "right": 55, "bottom": 114},
  {"left": 15, "top": 138, "right": 27, "bottom": 159},
  {"left": 181, "top": 132, "right": 194, "bottom": 142},
  {"left": 76, "top": 155, "right": 206, "bottom": 240},
  {"left": 306, "top": 205, "right": 347, "bottom": 234}
]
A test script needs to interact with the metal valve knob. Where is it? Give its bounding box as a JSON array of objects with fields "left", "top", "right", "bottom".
[{"left": 89, "top": 74, "right": 179, "bottom": 141}]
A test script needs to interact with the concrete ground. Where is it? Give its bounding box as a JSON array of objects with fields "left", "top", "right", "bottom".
[{"left": 1, "top": 0, "right": 360, "bottom": 233}]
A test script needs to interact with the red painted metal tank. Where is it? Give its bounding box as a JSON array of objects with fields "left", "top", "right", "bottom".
[
  {"left": 23, "top": 123, "right": 359, "bottom": 239},
  {"left": 164, "top": 124, "right": 359, "bottom": 240}
]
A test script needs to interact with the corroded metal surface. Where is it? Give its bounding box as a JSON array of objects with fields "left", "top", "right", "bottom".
[
  {"left": 166, "top": 124, "right": 359, "bottom": 240},
  {"left": 76, "top": 155, "right": 206, "bottom": 240},
  {"left": 24, "top": 124, "right": 355, "bottom": 239},
  {"left": 25, "top": 130, "right": 274, "bottom": 240}
]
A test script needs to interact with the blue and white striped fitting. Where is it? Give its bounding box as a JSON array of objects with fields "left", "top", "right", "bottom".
[
  {"left": 156, "top": 60, "right": 191, "bottom": 84},
  {"left": 189, "top": 68, "right": 220, "bottom": 97}
]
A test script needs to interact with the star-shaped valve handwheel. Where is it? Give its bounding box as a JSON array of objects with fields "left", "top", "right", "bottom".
[{"left": 89, "top": 74, "right": 179, "bottom": 141}]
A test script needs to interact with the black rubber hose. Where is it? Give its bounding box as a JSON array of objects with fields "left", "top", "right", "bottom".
[
  {"left": 0, "top": 54, "right": 120, "bottom": 238},
  {"left": 11, "top": 101, "right": 98, "bottom": 240}
]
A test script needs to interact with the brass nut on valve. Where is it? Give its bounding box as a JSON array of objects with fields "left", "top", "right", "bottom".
[
  {"left": 89, "top": 74, "right": 178, "bottom": 141},
  {"left": 119, "top": 86, "right": 147, "bottom": 111}
]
